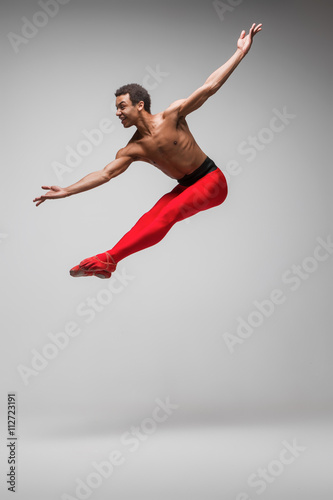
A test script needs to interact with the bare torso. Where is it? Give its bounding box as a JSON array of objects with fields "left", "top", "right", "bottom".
[
  {"left": 123, "top": 109, "right": 208, "bottom": 180},
  {"left": 33, "top": 24, "right": 262, "bottom": 208}
]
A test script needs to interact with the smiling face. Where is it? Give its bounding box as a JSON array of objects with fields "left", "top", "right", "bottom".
[{"left": 115, "top": 93, "right": 144, "bottom": 128}]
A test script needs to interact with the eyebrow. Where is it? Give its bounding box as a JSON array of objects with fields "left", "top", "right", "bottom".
[{"left": 116, "top": 101, "right": 126, "bottom": 108}]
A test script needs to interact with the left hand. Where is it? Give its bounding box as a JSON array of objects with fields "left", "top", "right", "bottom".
[
  {"left": 237, "top": 23, "right": 262, "bottom": 56},
  {"left": 33, "top": 185, "right": 69, "bottom": 207}
]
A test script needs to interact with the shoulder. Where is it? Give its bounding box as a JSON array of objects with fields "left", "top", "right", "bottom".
[{"left": 162, "top": 99, "right": 186, "bottom": 118}]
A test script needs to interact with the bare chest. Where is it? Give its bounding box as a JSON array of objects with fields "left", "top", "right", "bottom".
[
  {"left": 138, "top": 120, "right": 191, "bottom": 161},
  {"left": 147, "top": 122, "right": 181, "bottom": 153}
]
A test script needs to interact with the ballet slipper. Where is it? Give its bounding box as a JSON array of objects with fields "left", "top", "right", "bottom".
[{"left": 69, "top": 265, "right": 111, "bottom": 279}]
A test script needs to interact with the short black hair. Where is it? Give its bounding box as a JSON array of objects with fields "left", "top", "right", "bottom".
[{"left": 115, "top": 83, "right": 151, "bottom": 114}]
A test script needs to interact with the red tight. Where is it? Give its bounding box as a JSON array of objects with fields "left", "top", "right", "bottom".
[
  {"left": 111, "top": 167, "right": 227, "bottom": 262},
  {"left": 70, "top": 168, "right": 227, "bottom": 278}
]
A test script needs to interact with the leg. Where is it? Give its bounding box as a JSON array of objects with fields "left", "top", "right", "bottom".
[
  {"left": 70, "top": 184, "right": 185, "bottom": 278},
  {"left": 110, "top": 168, "right": 227, "bottom": 261},
  {"left": 71, "top": 168, "right": 227, "bottom": 278}
]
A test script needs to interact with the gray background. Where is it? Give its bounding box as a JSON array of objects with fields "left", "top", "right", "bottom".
[{"left": 1, "top": 0, "right": 332, "bottom": 499}]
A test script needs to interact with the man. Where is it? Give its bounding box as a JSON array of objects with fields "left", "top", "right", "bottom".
[{"left": 33, "top": 23, "right": 262, "bottom": 279}]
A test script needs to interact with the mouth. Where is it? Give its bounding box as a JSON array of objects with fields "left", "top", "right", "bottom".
[{"left": 120, "top": 117, "right": 127, "bottom": 125}]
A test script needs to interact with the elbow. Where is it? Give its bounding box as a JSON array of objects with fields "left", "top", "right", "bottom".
[
  {"left": 204, "top": 81, "right": 219, "bottom": 96},
  {"left": 102, "top": 164, "right": 126, "bottom": 182},
  {"left": 101, "top": 169, "right": 113, "bottom": 182},
  {"left": 208, "top": 83, "right": 219, "bottom": 96}
]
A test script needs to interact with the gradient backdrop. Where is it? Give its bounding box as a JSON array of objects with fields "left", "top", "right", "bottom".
[{"left": 1, "top": 0, "right": 332, "bottom": 499}]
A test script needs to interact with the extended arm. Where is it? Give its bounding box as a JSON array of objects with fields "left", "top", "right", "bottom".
[
  {"left": 177, "top": 23, "right": 262, "bottom": 117},
  {"left": 33, "top": 150, "right": 132, "bottom": 207}
]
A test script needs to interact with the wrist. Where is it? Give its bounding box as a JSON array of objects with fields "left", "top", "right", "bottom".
[
  {"left": 235, "top": 48, "right": 246, "bottom": 60},
  {"left": 64, "top": 187, "right": 73, "bottom": 197}
]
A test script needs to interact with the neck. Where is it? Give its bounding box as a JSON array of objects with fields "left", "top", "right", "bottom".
[{"left": 135, "top": 111, "right": 155, "bottom": 136}]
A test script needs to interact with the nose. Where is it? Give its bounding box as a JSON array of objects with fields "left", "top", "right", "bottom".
[{"left": 116, "top": 109, "right": 121, "bottom": 116}]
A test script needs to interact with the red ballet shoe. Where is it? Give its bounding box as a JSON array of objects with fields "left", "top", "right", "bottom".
[
  {"left": 69, "top": 265, "right": 112, "bottom": 279},
  {"left": 70, "top": 252, "right": 116, "bottom": 279}
]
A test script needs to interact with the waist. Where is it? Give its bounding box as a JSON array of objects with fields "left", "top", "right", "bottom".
[{"left": 177, "top": 156, "right": 218, "bottom": 187}]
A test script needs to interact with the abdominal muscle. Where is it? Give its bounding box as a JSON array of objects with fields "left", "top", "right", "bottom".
[{"left": 143, "top": 146, "right": 208, "bottom": 180}]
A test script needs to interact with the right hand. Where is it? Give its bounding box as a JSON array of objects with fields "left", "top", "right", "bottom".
[
  {"left": 33, "top": 185, "right": 69, "bottom": 207},
  {"left": 237, "top": 23, "right": 262, "bottom": 56}
]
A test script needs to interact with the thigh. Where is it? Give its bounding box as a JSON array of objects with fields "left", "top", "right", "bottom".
[
  {"left": 129, "top": 183, "right": 186, "bottom": 229},
  {"left": 159, "top": 168, "right": 228, "bottom": 223},
  {"left": 148, "top": 184, "right": 185, "bottom": 212}
]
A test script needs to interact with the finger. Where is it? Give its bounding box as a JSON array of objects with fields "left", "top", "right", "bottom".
[
  {"left": 33, "top": 195, "right": 44, "bottom": 202},
  {"left": 36, "top": 199, "right": 45, "bottom": 207},
  {"left": 35, "top": 193, "right": 49, "bottom": 202},
  {"left": 240, "top": 29, "right": 246, "bottom": 38},
  {"left": 41, "top": 185, "right": 52, "bottom": 190}
]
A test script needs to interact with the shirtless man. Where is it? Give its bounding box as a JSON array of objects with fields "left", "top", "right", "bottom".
[{"left": 33, "top": 23, "right": 262, "bottom": 278}]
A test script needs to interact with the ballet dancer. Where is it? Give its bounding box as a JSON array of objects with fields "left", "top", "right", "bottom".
[{"left": 33, "top": 23, "right": 262, "bottom": 278}]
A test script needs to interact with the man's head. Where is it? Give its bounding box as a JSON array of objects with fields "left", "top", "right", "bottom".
[{"left": 115, "top": 83, "right": 151, "bottom": 127}]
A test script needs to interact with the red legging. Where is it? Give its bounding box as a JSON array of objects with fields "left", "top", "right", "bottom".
[{"left": 109, "top": 167, "right": 228, "bottom": 264}]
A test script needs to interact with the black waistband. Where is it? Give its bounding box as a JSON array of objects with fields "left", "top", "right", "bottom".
[{"left": 177, "top": 156, "right": 217, "bottom": 187}]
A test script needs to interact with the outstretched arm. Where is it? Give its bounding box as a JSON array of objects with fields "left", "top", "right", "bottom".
[
  {"left": 175, "top": 23, "right": 262, "bottom": 117},
  {"left": 33, "top": 150, "right": 133, "bottom": 207}
]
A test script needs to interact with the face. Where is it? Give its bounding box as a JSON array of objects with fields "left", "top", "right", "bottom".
[{"left": 115, "top": 94, "right": 143, "bottom": 128}]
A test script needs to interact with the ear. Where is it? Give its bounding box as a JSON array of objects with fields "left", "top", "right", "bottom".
[{"left": 137, "top": 101, "right": 145, "bottom": 111}]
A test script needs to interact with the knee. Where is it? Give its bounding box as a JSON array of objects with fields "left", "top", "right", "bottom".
[{"left": 155, "top": 209, "right": 178, "bottom": 228}]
